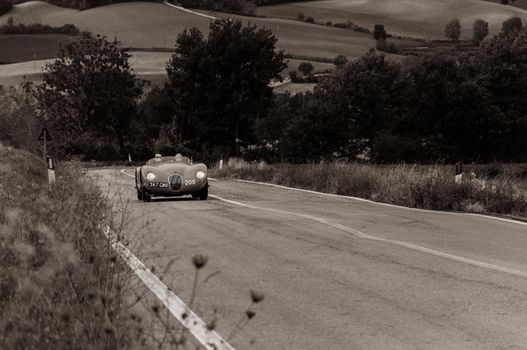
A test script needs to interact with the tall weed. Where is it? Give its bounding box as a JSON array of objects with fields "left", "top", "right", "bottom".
[
  {"left": 0, "top": 144, "right": 136, "bottom": 349},
  {"left": 213, "top": 160, "right": 527, "bottom": 217}
]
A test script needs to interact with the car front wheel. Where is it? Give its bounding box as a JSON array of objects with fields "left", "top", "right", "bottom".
[
  {"left": 142, "top": 190, "right": 152, "bottom": 202},
  {"left": 196, "top": 184, "right": 208, "bottom": 200}
]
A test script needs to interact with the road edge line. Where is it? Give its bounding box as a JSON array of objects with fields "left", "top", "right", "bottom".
[
  {"left": 228, "top": 178, "right": 527, "bottom": 227},
  {"left": 163, "top": 1, "right": 218, "bottom": 20},
  {"left": 210, "top": 194, "right": 527, "bottom": 279},
  {"left": 110, "top": 172, "right": 236, "bottom": 350}
]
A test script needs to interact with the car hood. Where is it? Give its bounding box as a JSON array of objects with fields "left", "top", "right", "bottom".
[{"left": 141, "top": 163, "right": 207, "bottom": 179}]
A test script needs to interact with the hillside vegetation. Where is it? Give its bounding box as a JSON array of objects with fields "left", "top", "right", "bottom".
[
  {"left": 257, "top": 0, "right": 527, "bottom": 39},
  {"left": 0, "top": 143, "right": 139, "bottom": 349},
  {"left": 213, "top": 161, "right": 527, "bottom": 218}
]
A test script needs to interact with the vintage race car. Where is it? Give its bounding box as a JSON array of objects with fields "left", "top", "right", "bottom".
[{"left": 135, "top": 154, "right": 208, "bottom": 202}]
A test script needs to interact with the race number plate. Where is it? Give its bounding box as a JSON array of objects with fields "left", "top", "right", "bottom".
[{"left": 149, "top": 182, "right": 169, "bottom": 188}]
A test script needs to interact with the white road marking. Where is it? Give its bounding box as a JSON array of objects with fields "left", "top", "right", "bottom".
[
  {"left": 112, "top": 171, "right": 235, "bottom": 349},
  {"left": 232, "top": 179, "right": 527, "bottom": 227},
  {"left": 209, "top": 194, "right": 527, "bottom": 279},
  {"left": 163, "top": 1, "right": 218, "bottom": 20},
  {"left": 120, "top": 169, "right": 527, "bottom": 277},
  {"left": 121, "top": 169, "right": 134, "bottom": 178}
]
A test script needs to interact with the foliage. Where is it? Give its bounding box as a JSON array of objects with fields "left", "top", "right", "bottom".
[
  {"left": 179, "top": 0, "right": 256, "bottom": 15},
  {"left": 0, "top": 0, "right": 12, "bottom": 16},
  {"left": 502, "top": 17, "right": 523, "bottom": 34},
  {"left": 333, "top": 54, "right": 348, "bottom": 67},
  {"left": 298, "top": 61, "right": 314, "bottom": 77},
  {"left": 0, "top": 84, "right": 40, "bottom": 153},
  {"left": 47, "top": 0, "right": 158, "bottom": 10},
  {"left": 251, "top": 28, "right": 527, "bottom": 164},
  {"left": 165, "top": 19, "right": 286, "bottom": 160},
  {"left": 472, "top": 18, "right": 489, "bottom": 45},
  {"left": 375, "top": 38, "right": 397, "bottom": 53},
  {"left": 37, "top": 34, "right": 146, "bottom": 159},
  {"left": 445, "top": 18, "right": 461, "bottom": 42},
  {"left": 254, "top": 0, "right": 314, "bottom": 5},
  {"left": 373, "top": 24, "right": 387, "bottom": 41},
  {"left": 0, "top": 145, "right": 135, "bottom": 349},
  {"left": 212, "top": 161, "right": 527, "bottom": 217},
  {"left": 0, "top": 17, "right": 80, "bottom": 35}
]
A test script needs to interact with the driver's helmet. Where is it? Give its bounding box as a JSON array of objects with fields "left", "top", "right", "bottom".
[
  {"left": 174, "top": 153, "right": 184, "bottom": 162},
  {"left": 154, "top": 153, "right": 162, "bottom": 162}
]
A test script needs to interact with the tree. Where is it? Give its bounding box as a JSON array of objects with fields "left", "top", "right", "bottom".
[
  {"left": 373, "top": 24, "right": 387, "bottom": 41},
  {"left": 333, "top": 55, "right": 348, "bottom": 67},
  {"left": 165, "top": 19, "right": 286, "bottom": 158},
  {"left": 502, "top": 17, "right": 523, "bottom": 34},
  {"left": 0, "top": 0, "right": 13, "bottom": 16},
  {"left": 445, "top": 18, "right": 461, "bottom": 42},
  {"left": 298, "top": 62, "right": 314, "bottom": 77},
  {"left": 37, "top": 34, "right": 145, "bottom": 158},
  {"left": 473, "top": 19, "right": 489, "bottom": 45}
]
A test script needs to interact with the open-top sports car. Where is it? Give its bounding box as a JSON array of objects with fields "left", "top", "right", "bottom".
[{"left": 135, "top": 154, "right": 208, "bottom": 202}]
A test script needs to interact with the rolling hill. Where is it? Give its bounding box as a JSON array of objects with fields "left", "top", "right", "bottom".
[
  {"left": 0, "top": 1, "right": 379, "bottom": 58},
  {"left": 3, "top": 0, "right": 526, "bottom": 87},
  {"left": 256, "top": 0, "right": 527, "bottom": 39},
  {"left": 0, "top": 1, "right": 381, "bottom": 86}
]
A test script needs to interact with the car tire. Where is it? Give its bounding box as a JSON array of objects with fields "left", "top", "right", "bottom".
[
  {"left": 197, "top": 184, "right": 208, "bottom": 200},
  {"left": 142, "top": 190, "right": 152, "bottom": 202},
  {"left": 137, "top": 189, "right": 143, "bottom": 201}
]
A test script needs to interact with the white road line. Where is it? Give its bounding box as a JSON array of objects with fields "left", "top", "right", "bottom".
[
  {"left": 120, "top": 169, "right": 527, "bottom": 277},
  {"left": 112, "top": 171, "right": 235, "bottom": 349},
  {"left": 163, "top": 1, "right": 218, "bottom": 20},
  {"left": 121, "top": 169, "right": 134, "bottom": 178},
  {"left": 231, "top": 179, "right": 527, "bottom": 227},
  {"left": 209, "top": 194, "right": 527, "bottom": 279}
]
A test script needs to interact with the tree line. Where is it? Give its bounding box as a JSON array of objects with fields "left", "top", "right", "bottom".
[
  {"left": 3, "top": 18, "right": 527, "bottom": 164},
  {"left": 259, "top": 27, "right": 527, "bottom": 163}
]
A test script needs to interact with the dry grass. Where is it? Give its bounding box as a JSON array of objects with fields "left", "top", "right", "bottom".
[
  {"left": 256, "top": 0, "right": 527, "bottom": 40},
  {"left": 212, "top": 160, "right": 527, "bottom": 218},
  {"left": 0, "top": 144, "right": 138, "bottom": 349}
]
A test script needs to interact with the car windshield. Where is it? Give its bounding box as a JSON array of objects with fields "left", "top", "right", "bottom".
[{"left": 146, "top": 156, "right": 191, "bottom": 166}]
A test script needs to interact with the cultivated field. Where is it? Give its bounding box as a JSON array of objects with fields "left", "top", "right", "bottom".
[
  {"left": 0, "top": 34, "right": 76, "bottom": 63},
  {"left": 0, "top": 1, "right": 355, "bottom": 87},
  {"left": 256, "top": 0, "right": 527, "bottom": 39},
  {"left": 0, "top": 51, "right": 328, "bottom": 87},
  {"left": 0, "top": 2, "right": 379, "bottom": 62},
  {"left": 483, "top": 0, "right": 527, "bottom": 10}
]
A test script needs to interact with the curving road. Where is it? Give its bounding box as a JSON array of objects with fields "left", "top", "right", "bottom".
[{"left": 92, "top": 168, "right": 527, "bottom": 350}]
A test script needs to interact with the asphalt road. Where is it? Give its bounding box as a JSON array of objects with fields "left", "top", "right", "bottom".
[{"left": 92, "top": 168, "right": 527, "bottom": 350}]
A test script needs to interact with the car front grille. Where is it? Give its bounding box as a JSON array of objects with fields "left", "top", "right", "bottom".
[{"left": 169, "top": 174, "right": 182, "bottom": 191}]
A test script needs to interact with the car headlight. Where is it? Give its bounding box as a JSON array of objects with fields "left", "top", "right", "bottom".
[
  {"left": 196, "top": 170, "right": 206, "bottom": 179},
  {"left": 146, "top": 172, "right": 156, "bottom": 181}
]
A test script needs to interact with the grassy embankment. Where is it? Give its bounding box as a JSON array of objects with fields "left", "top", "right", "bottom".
[
  {"left": 0, "top": 144, "right": 141, "bottom": 349},
  {"left": 212, "top": 160, "right": 527, "bottom": 218}
]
